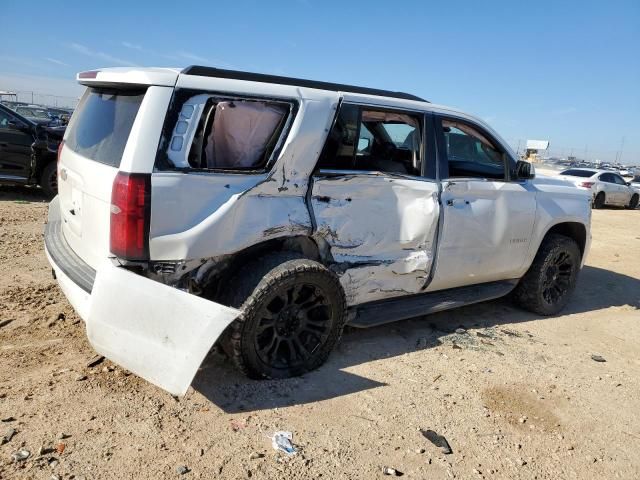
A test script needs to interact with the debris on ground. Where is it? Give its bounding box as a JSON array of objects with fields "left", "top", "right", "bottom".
[
  {"left": 382, "top": 466, "right": 404, "bottom": 476},
  {"left": 0, "top": 319, "right": 14, "bottom": 329},
  {"left": 75, "top": 374, "right": 88, "bottom": 381},
  {"left": 55, "top": 442, "right": 65, "bottom": 454},
  {"left": 1, "top": 427, "right": 16, "bottom": 445},
  {"left": 500, "top": 328, "right": 521, "bottom": 337},
  {"left": 421, "top": 429, "right": 453, "bottom": 454},
  {"left": 249, "top": 452, "right": 265, "bottom": 460},
  {"left": 47, "top": 312, "right": 65, "bottom": 327},
  {"left": 176, "top": 465, "right": 189, "bottom": 475},
  {"left": 271, "top": 431, "right": 297, "bottom": 455},
  {"left": 1, "top": 416, "right": 15, "bottom": 422},
  {"left": 11, "top": 449, "right": 30, "bottom": 462},
  {"left": 85, "top": 354, "right": 105, "bottom": 368},
  {"left": 591, "top": 354, "right": 606, "bottom": 363},
  {"left": 38, "top": 445, "right": 54, "bottom": 455},
  {"left": 455, "top": 328, "right": 467, "bottom": 334}
]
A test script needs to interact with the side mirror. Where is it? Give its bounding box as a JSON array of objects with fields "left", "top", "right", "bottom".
[{"left": 515, "top": 160, "right": 535, "bottom": 180}]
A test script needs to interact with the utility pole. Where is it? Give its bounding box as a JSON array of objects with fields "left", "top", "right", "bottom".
[{"left": 618, "top": 136, "right": 625, "bottom": 164}]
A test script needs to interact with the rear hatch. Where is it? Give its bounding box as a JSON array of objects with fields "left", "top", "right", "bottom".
[{"left": 58, "top": 88, "right": 146, "bottom": 270}]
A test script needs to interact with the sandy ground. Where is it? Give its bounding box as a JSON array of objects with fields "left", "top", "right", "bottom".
[{"left": 1, "top": 184, "right": 639, "bottom": 480}]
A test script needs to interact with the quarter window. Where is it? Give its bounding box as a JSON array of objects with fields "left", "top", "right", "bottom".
[
  {"left": 441, "top": 119, "right": 505, "bottom": 180},
  {"left": 317, "top": 104, "right": 423, "bottom": 176},
  {"left": 156, "top": 90, "right": 292, "bottom": 172}
]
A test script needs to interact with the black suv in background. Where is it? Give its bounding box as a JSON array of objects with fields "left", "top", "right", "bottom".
[{"left": 0, "top": 103, "right": 64, "bottom": 198}]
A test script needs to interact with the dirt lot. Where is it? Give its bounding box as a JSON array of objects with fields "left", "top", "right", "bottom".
[{"left": 1, "top": 185, "right": 639, "bottom": 480}]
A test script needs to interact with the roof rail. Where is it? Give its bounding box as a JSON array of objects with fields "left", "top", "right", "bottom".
[{"left": 181, "top": 66, "right": 427, "bottom": 103}]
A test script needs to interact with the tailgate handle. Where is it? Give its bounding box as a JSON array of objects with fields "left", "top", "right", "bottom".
[{"left": 69, "top": 209, "right": 76, "bottom": 216}]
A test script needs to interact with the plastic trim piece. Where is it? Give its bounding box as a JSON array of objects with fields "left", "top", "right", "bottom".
[{"left": 44, "top": 218, "right": 96, "bottom": 293}]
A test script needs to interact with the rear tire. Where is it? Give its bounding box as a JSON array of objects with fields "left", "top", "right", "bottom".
[
  {"left": 627, "top": 194, "right": 639, "bottom": 210},
  {"left": 513, "top": 234, "right": 581, "bottom": 316},
  {"left": 593, "top": 192, "right": 605, "bottom": 209},
  {"left": 222, "top": 253, "right": 346, "bottom": 379},
  {"left": 39, "top": 162, "right": 57, "bottom": 199}
]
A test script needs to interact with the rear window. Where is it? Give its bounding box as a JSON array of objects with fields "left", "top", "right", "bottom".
[
  {"left": 560, "top": 169, "right": 594, "bottom": 178},
  {"left": 65, "top": 88, "right": 146, "bottom": 167}
]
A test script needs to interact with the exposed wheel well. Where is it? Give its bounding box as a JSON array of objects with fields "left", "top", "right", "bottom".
[
  {"left": 543, "top": 222, "right": 587, "bottom": 258},
  {"left": 200, "top": 235, "right": 326, "bottom": 302}
]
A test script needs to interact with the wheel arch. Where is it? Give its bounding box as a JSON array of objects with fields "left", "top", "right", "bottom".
[
  {"left": 199, "top": 234, "right": 330, "bottom": 302},
  {"left": 540, "top": 221, "right": 587, "bottom": 258}
]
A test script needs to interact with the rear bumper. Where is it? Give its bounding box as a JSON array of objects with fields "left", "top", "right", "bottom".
[{"left": 44, "top": 196, "right": 240, "bottom": 395}]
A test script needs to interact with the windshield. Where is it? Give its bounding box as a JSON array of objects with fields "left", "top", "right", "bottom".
[
  {"left": 18, "top": 108, "right": 50, "bottom": 119},
  {"left": 65, "top": 88, "right": 146, "bottom": 167},
  {"left": 560, "top": 169, "right": 595, "bottom": 178}
]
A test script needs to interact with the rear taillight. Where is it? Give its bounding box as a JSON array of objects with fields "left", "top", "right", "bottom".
[
  {"left": 110, "top": 172, "right": 151, "bottom": 261},
  {"left": 580, "top": 181, "right": 595, "bottom": 188},
  {"left": 57, "top": 140, "right": 64, "bottom": 176},
  {"left": 57, "top": 140, "right": 64, "bottom": 162}
]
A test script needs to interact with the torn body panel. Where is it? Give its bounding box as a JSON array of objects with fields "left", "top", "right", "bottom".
[
  {"left": 311, "top": 173, "right": 440, "bottom": 305},
  {"left": 45, "top": 197, "right": 240, "bottom": 396},
  {"left": 86, "top": 264, "right": 239, "bottom": 396}
]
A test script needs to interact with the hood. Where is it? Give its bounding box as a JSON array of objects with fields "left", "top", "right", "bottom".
[{"left": 531, "top": 173, "right": 580, "bottom": 187}]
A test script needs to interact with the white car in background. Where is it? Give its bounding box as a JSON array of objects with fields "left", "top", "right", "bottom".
[{"left": 558, "top": 168, "right": 639, "bottom": 209}]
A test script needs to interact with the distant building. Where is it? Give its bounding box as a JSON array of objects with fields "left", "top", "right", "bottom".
[{"left": 525, "top": 140, "right": 549, "bottom": 162}]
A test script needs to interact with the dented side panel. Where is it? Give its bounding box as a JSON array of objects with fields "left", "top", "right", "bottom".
[
  {"left": 149, "top": 95, "right": 339, "bottom": 261},
  {"left": 427, "top": 179, "right": 537, "bottom": 291},
  {"left": 311, "top": 174, "right": 440, "bottom": 305}
]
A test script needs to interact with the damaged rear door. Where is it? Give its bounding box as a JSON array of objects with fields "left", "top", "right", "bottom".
[{"left": 310, "top": 102, "right": 440, "bottom": 305}]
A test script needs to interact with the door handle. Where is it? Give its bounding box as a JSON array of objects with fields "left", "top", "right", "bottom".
[{"left": 446, "top": 198, "right": 469, "bottom": 207}]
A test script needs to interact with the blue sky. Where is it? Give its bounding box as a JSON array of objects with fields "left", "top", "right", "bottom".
[{"left": 2, "top": 0, "right": 639, "bottom": 163}]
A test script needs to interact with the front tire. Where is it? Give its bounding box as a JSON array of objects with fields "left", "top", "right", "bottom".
[
  {"left": 593, "top": 192, "right": 605, "bottom": 209},
  {"left": 39, "top": 162, "right": 57, "bottom": 199},
  {"left": 223, "top": 254, "right": 346, "bottom": 379},
  {"left": 627, "top": 194, "right": 639, "bottom": 210},
  {"left": 513, "top": 234, "right": 581, "bottom": 316}
]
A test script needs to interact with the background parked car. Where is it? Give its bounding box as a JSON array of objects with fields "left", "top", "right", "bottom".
[
  {"left": 13, "top": 105, "right": 57, "bottom": 126},
  {"left": 0, "top": 103, "right": 64, "bottom": 197},
  {"left": 558, "top": 168, "right": 639, "bottom": 209}
]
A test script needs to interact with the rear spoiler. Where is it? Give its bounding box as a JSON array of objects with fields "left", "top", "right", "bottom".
[{"left": 77, "top": 68, "right": 180, "bottom": 88}]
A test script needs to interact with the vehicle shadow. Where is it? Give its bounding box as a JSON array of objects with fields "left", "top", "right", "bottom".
[
  {"left": 193, "top": 264, "right": 638, "bottom": 413},
  {"left": 0, "top": 185, "right": 49, "bottom": 202}
]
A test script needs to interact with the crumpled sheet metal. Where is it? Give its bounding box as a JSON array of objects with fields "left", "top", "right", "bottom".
[{"left": 311, "top": 174, "right": 440, "bottom": 305}]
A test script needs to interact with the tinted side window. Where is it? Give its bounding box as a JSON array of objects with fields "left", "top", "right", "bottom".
[
  {"left": 0, "top": 109, "right": 12, "bottom": 128},
  {"left": 317, "top": 104, "right": 422, "bottom": 176},
  {"left": 599, "top": 173, "right": 614, "bottom": 183},
  {"left": 65, "top": 88, "right": 146, "bottom": 167},
  {"left": 561, "top": 169, "right": 595, "bottom": 178},
  {"left": 612, "top": 174, "right": 626, "bottom": 185},
  {"left": 441, "top": 119, "right": 505, "bottom": 180}
]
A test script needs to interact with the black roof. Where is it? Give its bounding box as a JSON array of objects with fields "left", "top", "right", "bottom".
[{"left": 182, "top": 66, "right": 427, "bottom": 102}]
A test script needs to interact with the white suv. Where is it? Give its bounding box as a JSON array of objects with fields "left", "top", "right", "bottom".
[{"left": 45, "top": 66, "right": 592, "bottom": 395}]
